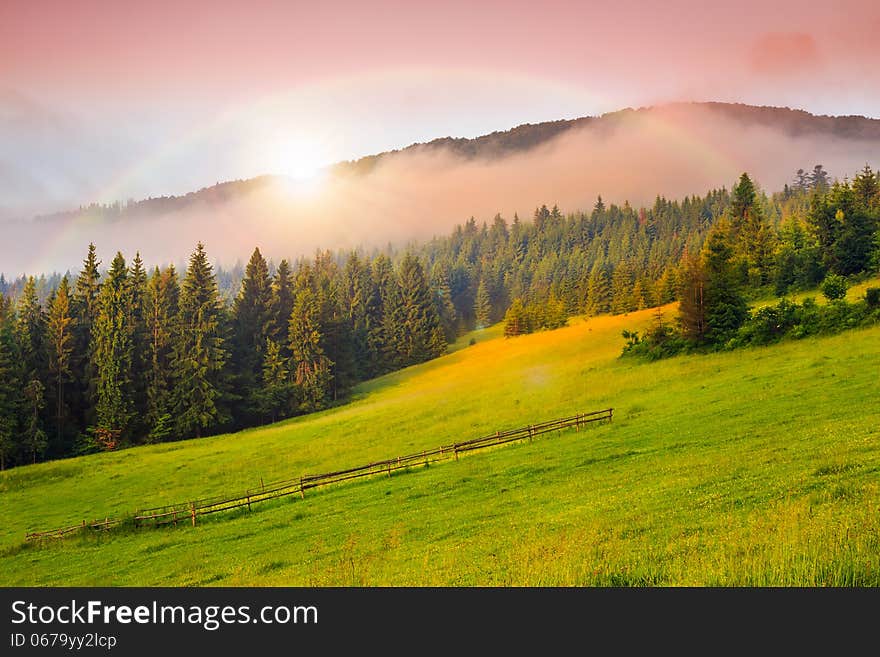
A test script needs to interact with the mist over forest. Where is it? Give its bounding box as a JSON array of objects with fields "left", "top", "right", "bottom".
[{"left": 4, "top": 102, "right": 880, "bottom": 278}]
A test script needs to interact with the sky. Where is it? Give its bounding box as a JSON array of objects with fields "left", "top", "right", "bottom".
[{"left": 1, "top": 0, "right": 879, "bottom": 248}]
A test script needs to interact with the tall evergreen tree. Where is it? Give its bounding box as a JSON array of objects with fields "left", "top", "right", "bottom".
[
  {"left": 677, "top": 250, "right": 707, "bottom": 342},
  {"left": 474, "top": 278, "right": 492, "bottom": 329},
  {"left": 701, "top": 223, "right": 748, "bottom": 344},
  {"left": 584, "top": 264, "right": 611, "bottom": 316},
  {"left": 16, "top": 276, "right": 47, "bottom": 384},
  {"left": 729, "top": 172, "right": 774, "bottom": 285},
  {"left": 432, "top": 264, "right": 458, "bottom": 343},
  {"left": 127, "top": 252, "right": 149, "bottom": 439},
  {"left": 71, "top": 243, "right": 101, "bottom": 428},
  {"left": 503, "top": 298, "right": 528, "bottom": 337},
  {"left": 397, "top": 254, "right": 447, "bottom": 365},
  {"left": 258, "top": 337, "right": 293, "bottom": 423},
  {"left": 288, "top": 268, "right": 332, "bottom": 412},
  {"left": 269, "top": 259, "right": 295, "bottom": 352},
  {"left": 372, "top": 254, "right": 400, "bottom": 371},
  {"left": 172, "top": 243, "right": 229, "bottom": 439},
  {"left": 232, "top": 247, "right": 273, "bottom": 424},
  {"left": 23, "top": 378, "right": 47, "bottom": 464},
  {"left": 610, "top": 262, "right": 634, "bottom": 314},
  {"left": 0, "top": 297, "right": 21, "bottom": 469},
  {"left": 145, "top": 266, "right": 179, "bottom": 442},
  {"left": 46, "top": 276, "right": 75, "bottom": 455},
  {"left": 93, "top": 252, "right": 135, "bottom": 443}
]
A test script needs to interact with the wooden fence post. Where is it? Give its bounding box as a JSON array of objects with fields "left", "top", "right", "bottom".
[
  {"left": 454, "top": 445, "right": 459, "bottom": 461},
  {"left": 247, "top": 494, "right": 251, "bottom": 511},
  {"left": 190, "top": 502, "right": 196, "bottom": 527},
  {"left": 300, "top": 477, "right": 305, "bottom": 499},
  {"left": 576, "top": 414, "right": 580, "bottom": 432}
]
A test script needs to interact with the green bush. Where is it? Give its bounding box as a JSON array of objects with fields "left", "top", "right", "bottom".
[{"left": 821, "top": 274, "right": 849, "bottom": 301}]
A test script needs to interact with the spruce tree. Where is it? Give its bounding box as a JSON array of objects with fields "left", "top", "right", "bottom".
[
  {"left": 397, "top": 254, "right": 447, "bottom": 364},
  {"left": 145, "top": 266, "right": 179, "bottom": 442},
  {"left": 313, "top": 251, "right": 356, "bottom": 401},
  {"left": 702, "top": 223, "right": 748, "bottom": 344},
  {"left": 503, "top": 298, "right": 528, "bottom": 337},
  {"left": 269, "top": 259, "right": 295, "bottom": 353},
  {"left": 474, "top": 278, "right": 492, "bottom": 329},
  {"left": 344, "top": 253, "right": 382, "bottom": 379},
  {"left": 288, "top": 268, "right": 332, "bottom": 412},
  {"left": 432, "top": 264, "right": 458, "bottom": 343},
  {"left": 46, "top": 276, "right": 75, "bottom": 454},
  {"left": 127, "top": 252, "right": 149, "bottom": 439},
  {"left": 584, "top": 264, "right": 611, "bottom": 315},
  {"left": 372, "top": 254, "right": 399, "bottom": 371},
  {"left": 258, "top": 337, "right": 293, "bottom": 423},
  {"left": 172, "top": 243, "right": 229, "bottom": 439},
  {"left": 0, "top": 297, "right": 21, "bottom": 469},
  {"left": 23, "top": 378, "right": 47, "bottom": 464},
  {"left": 94, "top": 252, "right": 134, "bottom": 443},
  {"left": 232, "top": 247, "right": 273, "bottom": 423},
  {"left": 610, "top": 262, "right": 634, "bottom": 314},
  {"left": 677, "top": 250, "right": 707, "bottom": 343},
  {"left": 16, "top": 276, "right": 47, "bottom": 384},
  {"left": 71, "top": 243, "right": 101, "bottom": 428}
]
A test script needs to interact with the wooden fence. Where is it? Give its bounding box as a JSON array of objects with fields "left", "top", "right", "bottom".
[{"left": 25, "top": 408, "right": 612, "bottom": 542}]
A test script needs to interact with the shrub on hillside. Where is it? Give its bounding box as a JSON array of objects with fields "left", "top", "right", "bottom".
[{"left": 821, "top": 274, "right": 849, "bottom": 301}]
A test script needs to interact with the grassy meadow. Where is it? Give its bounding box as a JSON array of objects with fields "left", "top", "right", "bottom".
[{"left": 1, "top": 296, "right": 879, "bottom": 586}]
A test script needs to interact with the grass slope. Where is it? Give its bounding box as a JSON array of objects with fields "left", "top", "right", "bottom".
[{"left": 1, "top": 303, "right": 879, "bottom": 586}]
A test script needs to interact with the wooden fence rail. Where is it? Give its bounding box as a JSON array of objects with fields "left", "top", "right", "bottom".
[{"left": 25, "top": 408, "right": 612, "bottom": 542}]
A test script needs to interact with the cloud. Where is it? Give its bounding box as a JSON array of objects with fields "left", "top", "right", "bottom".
[{"left": 748, "top": 33, "right": 821, "bottom": 77}]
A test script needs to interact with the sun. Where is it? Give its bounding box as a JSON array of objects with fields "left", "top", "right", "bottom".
[{"left": 268, "top": 133, "right": 331, "bottom": 183}]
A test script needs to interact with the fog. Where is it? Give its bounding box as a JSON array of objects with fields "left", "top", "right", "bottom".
[{"left": 4, "top": 104, "right": 880, "bottom": 276}]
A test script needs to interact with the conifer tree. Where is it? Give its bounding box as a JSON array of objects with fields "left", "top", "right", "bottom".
[
  {"left": 23, "top": 378, "right": 47, "bottom": 464},
  {"left": 46, "top": 276, "right": 75, "bottom": 453},
  {"left": 584, "top": 264, "right": 611, "bottom": 316},
  {"left": 313, "top": 251, "right": 356, "bottom": 401},
  {"left": 372, "top": 254, "right": 400, "bottom": 371},
  {"left": 344, "top": 253, "right": 382, "bottom": 379},
  {"left": 503, "top": 298, "right": 528, "bottom": 337},
  {"left": 258, "top": 337, "right": 293, "bottom": 423},
  {"left": 397, "top": 254, "right": 447, "bottom": 364},
  {"left": 127, "top": 252, "right": 149, "bottom": 438},
  {"left": 288, "top": 269, "right": 332, "bottom": 412},
  {"left": 71, "top": 243, "right": 101, "bottom": 428},
  {"left": 94, "top": 252, "right": 134, "bottom": 443},
  {"left": 702, "top": 223, "right": 748, "bottom": 344},
  {"left": 16, "top": 276, "right": 47, "bottom": 384},
  {"left": 474, "top": 278, "right": 492, "bottom": 329},
  {"left": 610, "top": 263, "right": 634, "bottom": 314},
  {"left": 172, "top": 243, "right": 229, "bottom": 439},
  {"left": 145, "top": 266, "right": 179, "bottom": 442},
  {"left": 432, "top": 265, "right": 458, "bottom": 342},
  {"left": 677, "top": 250, "right": 707, "bottom": 343},
  {"left": 0, "top": 297, "right": 21, "bottom": 469},
  {"left": 232, "top": 247, "right": 273, "bottom": 423},
  {"left": 269, "top": 259, "right": 295, "bottom": 351}
]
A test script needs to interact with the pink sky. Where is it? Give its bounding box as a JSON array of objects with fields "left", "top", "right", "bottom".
[{"left": 1, "top": 0, "right": 879, "bottom": 215}]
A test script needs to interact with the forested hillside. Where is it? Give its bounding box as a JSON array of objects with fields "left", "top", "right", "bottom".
[{"left": 0, "top": 163, "right": 878, "bottom": 469}]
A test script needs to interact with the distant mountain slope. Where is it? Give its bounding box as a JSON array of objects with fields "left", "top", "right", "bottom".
[{"left": 36, "top": 102, "right": 880, "bottom": 224}]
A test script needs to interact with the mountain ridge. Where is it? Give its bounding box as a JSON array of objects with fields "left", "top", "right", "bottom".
[{"left": 35, "top": 101, "right": 880, "bottom": 224}]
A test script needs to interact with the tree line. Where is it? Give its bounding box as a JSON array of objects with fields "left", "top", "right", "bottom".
[
  {"left": 0, "top": 245, "right": 446, "bottom": 469},
  {"left": 1, "top": 163, "right": 878, "bottom": 468},
  {"left": 621, "top": 165, "right": 880, "bottom": 357}
]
